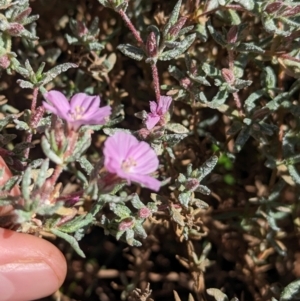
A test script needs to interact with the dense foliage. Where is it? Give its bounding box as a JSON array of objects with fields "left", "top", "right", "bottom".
[{"left": 1, "top": 0, "right": 300, "bottom": 300}]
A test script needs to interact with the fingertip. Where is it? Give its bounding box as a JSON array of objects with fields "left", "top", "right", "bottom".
[{"left": 0, "top": 228, "right": 67, "bottom": 301}]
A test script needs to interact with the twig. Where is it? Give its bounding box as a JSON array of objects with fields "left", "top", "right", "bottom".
[
  {"left": 150, "top": 63, "right": 161, "bottom": 102},
  {"left": 118, "top": 9, "right": 144, "bottom": 45}
]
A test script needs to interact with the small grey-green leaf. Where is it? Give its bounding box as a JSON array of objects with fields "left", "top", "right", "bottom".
[
  {"left": 41, "top": 136, "right": 63, "bottom": 165},
  {"left": 117, "top": 44, "right": 145, "bottom": 61},
  {"left": 207, "top": 288, "right": 229, "bottom": 301},
  {"left": 280, "top": 279, "right": 300, "bottom": 301},
  {"left": 163, "top": 0, "right": 182, "bottom": 35},
  {"left": 244, "top": 90, "right": 264, "bottom": 113},
  {"left": 42, "top": 63, "right": 78, "bottom": 85},
  {"left": 51, "top": 228, "right": 85, "bottom": 258},
  {"left": 237, "top": 42, "right": 265, "bottom": 53},
  {"left": 166, "top": 123, "right": 189, "bottom": 134},
  {"left": 234, "top": 0, "right": 254, "bottom": 11},
  {"left": 234, "top": 127, "right": 251, "bottom": 152},
  {"left": 16, "top": 80, "right": 34, "bottom": 89},
  {"left": 198, "top": 156, "right": 218, "bottom": 182},
  {"left": 159, "top": 34, "right": 196, "bottom": 61},
  {"left": 207, "top": 22, "right": 227, "bottom": 47}
]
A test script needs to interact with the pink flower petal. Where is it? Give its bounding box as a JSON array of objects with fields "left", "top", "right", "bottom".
[
  {"left": 145, "top": 115, "right": 160, "bottom": 130},
  {"left": 160, "top": 96, "right": 172, "bottom": 113},
  {"left": 127, "top": 141, "right": 158, "bottom": 174},
  {"left": 84, "top": 106, "right": 111, "bottom": 124},
  {"left": 149, "top": 101, "right": 158, "bottom": 114},
  {"left": 42, "top": 101, "right": 58, "bottom": 115},
  {"left": 129, "top": 173, "right": 161, "bottom": 191},
  {"left": 44, "top": 90, "right": 70, "bottom": 120},
  {"left": 70, "top": 93, "right": 100, "bottom": 113}
]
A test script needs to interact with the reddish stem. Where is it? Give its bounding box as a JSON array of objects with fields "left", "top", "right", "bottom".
[
  {"left": 151, "top": 63, "right": 161, "bottom": 102},
  {"left": 31, "top": 87, "right": 38, "bottom": 113},
  {"left": 118, "top": 9, "right": 144, "bottom": 45}
]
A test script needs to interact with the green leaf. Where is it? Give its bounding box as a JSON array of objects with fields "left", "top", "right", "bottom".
[
  {"left": 244, "top": 90, "right": 264, "bottom": 113},
  {"left": 188, "top": 72, "right": 211, "bottom": 86},
  {"left": 202, "top": 63, "right": 221, "bottom": 77},
  {"left": 227, "top": 121, "right": 242, "bottom": 135},
  {"left": 287, "top": 165, "right": 300, "bottom": 185},
  {"left": 21, "top": 166, "right": 32, "bottom": 204},
  {"left": 208, "top": 89, "right": 229, "bottom": 108},
  {"left": 237, "top": 42, "right": 265, "bottom": 53},
  {"left": 58, "top": 214, "right": 94, "bottom": 233},
  {"left": 207, "top": 288, "right": 229, "bottom": 301},
  {"left": 14, "top": 119, "right": 30, "bottom": 131},
  {"left": 51, "top": 228, "right": 85, "bottom": 258},
  {"left": 42, "top": 63, "right": 78, "bottom": 85},
  {"left": 234, "top": 0, "right": 254, "bottom": 11},
  {"left": 178, "top": 191, "right": 191, "bottom": 208},
  {"left": 16, "top": 79, "right": 34, "bottom": 89},
  {"left": 198, "top": 156, "right": 218, "bottom": 182},
  {"left": 41, "top": 136, "right": 63, "bottom": 165},
  {"left": 280, "top": 279, "right": 300, "bottom": 301},
  {"left": 117, "top": 44, "right": 145, "bottom": 61},
  {"left": 159, "top": 34, "right": 196, "bottom": 61},
  {"left": 163, "top": 0, "right": 182, "bottom": 36},
  {"left": 77, "top": 156, "right": 93, "bottom": 175},
  {"left": 263, "top": 66, "right": 277, "bottom": 89},
  {"left": 166, "top": 123, "right": 189, "bottom": 134},
  {"left": 207, "top": 22, "right": 227, "bottom": 47},
  {"left": 34, "top": 159, "right": 49, "bottom": 189},
  {"left": 234, "top": 127, "right": 251, "bottom": 152},
  {"left": 205, "top": 0, "right": 219, "bottom": 12}
]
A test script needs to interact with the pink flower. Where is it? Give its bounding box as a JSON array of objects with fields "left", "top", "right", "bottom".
[
  {"left": 145, "top": 96, "right": 172, "bottom": 130},
  {"left": 43, "top": 90, "right": 111, "bottom": 131},
  {"left": 103, "top": 132, "right": 161, "bottom": 191}
]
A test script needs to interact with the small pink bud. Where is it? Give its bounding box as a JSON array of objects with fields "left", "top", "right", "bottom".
[
  {"left": 77, "top": 21, "right": 88, "bottom": 37},
  {"left": 221, "top": 68, "right": 235, "bottom": 84},
  {"left": 265, "top": 2, "right": 283, "bottom": 14},
  {"left": 283, "top": 5, "right": 300, "bottom": 17},
  {"left": 227, "top": 26, "right": 238, "bottom": 44},
  {"left": 0, "top": 55, "right": 10, "bottom": 69},
  {"left": 7, "top": 23, "right": 24, "bottom": 35},
  {"left": 180, "top": 77, "right": 192, "bottom": 89},
  {"left": 138, "top": 128, "right": 150, "bottom": 139},
  {"left": 119, "top": 218, "right": 134, "bottom": 231},
  {"left": 15, "top": 8, "right": 32, "bottom": 22},
  {"left": 146, "top": 32, "right": 157, "bottom": 57},
  {"left": 168, "top": 17, "right": 187, "bottom": 37},
  {"left": 186, "top": 178, "right": 199, "bottom": 191},
  {"left": 138, "top": 207, "right": 151, "bottom": 218}
]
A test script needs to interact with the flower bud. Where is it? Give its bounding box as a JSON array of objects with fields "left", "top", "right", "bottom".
[
  {"left": 180, "top": 77, "right": 192, "bottom": 89},
  {"left": 221, "top": 68, "right": 235, "bottom": 85},
  {"left": 283, "top": 5, "right": 300, "bottom": 17},
  {"left": 146, "top": 32, "right": 157, "bottom": 57},
  {"left": 119, "top": 218, "right": 134, "bottom": 231},
  {"left": 227, "top": 26, "right": 238, "bottom": 44},
  {"left": 0, "top": 54, "right": 10, "bottom": 69},
  {"left": 77, "top": 21, "right": 88, "bottom": 37},
  {"left": 186, "top": 178, "right": 199, "bottom": 192},
  {"left": 265, "top": 2, "right": 283, "bottom": 14},
  {"left": 7, "top": 23, "right": 24, "bottom": 36},
  {"left": 168, "top": 17, "right": 187, "bottom": 38},
  {"left": 138, "top": 207, "right": 151, "bottom": 218}
]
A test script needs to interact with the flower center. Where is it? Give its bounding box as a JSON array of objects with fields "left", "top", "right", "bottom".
[
  {"left": 70, "top": 105, "right": 85, "bottom": 120},
  {"left": 121, "top": 157, "right": 137, "bottom": 172}
]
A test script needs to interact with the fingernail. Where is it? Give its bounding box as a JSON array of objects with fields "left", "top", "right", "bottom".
[{"left": 0, "top": 261, "right": 59, "bottom": 301}]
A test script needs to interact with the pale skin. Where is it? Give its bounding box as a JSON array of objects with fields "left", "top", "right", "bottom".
[{"left": 0, "top": 156, "right": 67, "bottom": 301}]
